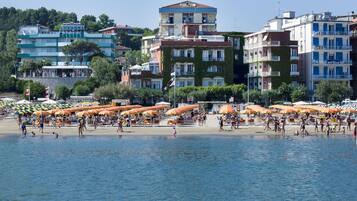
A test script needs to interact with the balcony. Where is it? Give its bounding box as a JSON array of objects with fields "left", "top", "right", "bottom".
[
  {"left": 312, "top": 60, "right": 352, "bottom": 65},
  {"left": 202, "top": 57, "right": 224, "bottom": 62},
  {"left": 290, "top": 71, "right": 300, "bottom": 76},
  {"left": 175, "top": 71, "right": 195, "bottom": 76},
  {"left": 312, "top": 45, "right": 352, "bottom": 51},
  {"left": 18, "top": 42, "right": 57, "bottom": 48},
  {"left": 248, "top": 71, "right": 280, "bottom": 77},
  {"left": 290, "top": 55, "right": 299, "bottom": 60},
  {"left": 260, "top": 55, "right": 280, "bottom": 62},
  {"left": 262, "top": 41, "right": 280, "bottom": 47},
  {"left": 313, "top": 74, "right": 352, "bottom": 80},
  {"left": 312, "top": 31, "right": 351, "bottom": 36}
]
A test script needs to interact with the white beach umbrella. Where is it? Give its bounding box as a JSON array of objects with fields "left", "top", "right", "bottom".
[
  {"left": 293, "top": 101, "right": 310, "bottom": 105},
  {"left": 42, "top": 99, "right": 57, "bottom": 104},
  {"left": 16, "top": 100, "right": 31, "bottom": 105}
]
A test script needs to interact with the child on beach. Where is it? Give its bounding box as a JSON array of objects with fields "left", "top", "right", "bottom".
[
  {"left": 21, "top": 122, "right": 27, "bottom": 136},
  {"left": 172, "top": 125, "right": 177, "bottom": 137}
]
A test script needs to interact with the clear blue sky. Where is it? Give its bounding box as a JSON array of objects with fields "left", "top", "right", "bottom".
[{"left": 1, "top": 0, "right": 356, "bottom": 32}]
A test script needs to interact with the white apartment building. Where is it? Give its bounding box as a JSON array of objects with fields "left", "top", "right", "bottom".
[
  {"left": 159, "top": 1, "right": 217, "bottom": 38},
  {"left": 267, "top": 11, "right": 352, "bottom": 94}
]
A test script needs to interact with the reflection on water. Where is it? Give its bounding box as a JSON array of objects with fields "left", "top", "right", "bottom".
[{"left": 1, "top": 135, "right": 357, "bottom": 200}]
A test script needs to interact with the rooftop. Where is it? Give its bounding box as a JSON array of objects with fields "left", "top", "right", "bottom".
[{"left": 159, "top": 1, "right": 217, "bottom": 13}]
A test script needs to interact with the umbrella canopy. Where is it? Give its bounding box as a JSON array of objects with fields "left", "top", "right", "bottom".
[
  {"left": 1, "top": 97, "right": 15, "bottom": 102},
  {"left": 166, "top": 105, "right": 199, "bottom": 116},
  {"left": 143, "top": 110, "right": 159, "bottom": 117},
  {"left": 299, "top": 108, "right": 316, "bottom": 114},
  {"left": 42, "top": 99, "right": 57, "bottom": 104},
  {"left": 155, "top": 101, "right": 171, "bottom": 106},
  {"left": 55, "top": 110, "right": 71, "bottom": 116},
  {"left": 99, "top": 110, "right": 115, "bottom": 116},
  {"left": 246, "top": 105, "right": 272, "bottom": 114},
  {"left": 311, "top": 101, "right": 326, "bottom": 106},
  {"left": 341, "top": 108, "right": 357, "bottom": 114},
  {"left": 33, "top": 110, "right": 50, "bottom": 116},
  {"left": 219, "top": 104, "right": 237, "bottom": 114},
  {"left": 240, "top": 109, "right": 256, "bottom": 115},
  {"left": 16, "top": 100, "right": 31, "bottom": 105}
]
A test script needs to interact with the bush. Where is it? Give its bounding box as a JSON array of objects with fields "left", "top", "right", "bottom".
[
  {"left": 74, "top": 85, "right": 91, "bottom": 96},
  {"left": 55, "top": 85, "right": 71, "bottom": 100}
]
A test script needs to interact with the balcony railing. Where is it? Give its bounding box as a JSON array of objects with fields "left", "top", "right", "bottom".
[
  {"left": 260, "top": 56, "right": 280, "bottom": 62},
  {"left": 290, "top": 55, "right": 299, "bottom": 60},
  {"left": 313, "top": 74, "right": 352, "bottom": 80},
  {"left": 313, "top": 45, "right": 352, "bottom": 50},
  {"left": 202, "top": 57, "right": 224, "bottom": 62},
  {"left": 290, "top": 71, "right": 300, "bottom": 76},
  {"left": 175, "top": 71, "right": 195, "bottom": 76},
  {"left": 248, "top": 71, "right": 280, "bottom": 77},
  {"left": 312, "top": 31, "right": 351, "bottom": 36},
  {"left": 312, "top": 60, "right": 352, "bottom": 65},
  {"left": 262, "top": 41, "right": 280, "bottom": 47}
]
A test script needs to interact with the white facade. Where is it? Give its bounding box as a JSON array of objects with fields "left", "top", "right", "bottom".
[{"left": 267, "top": 12, "right": 352, "bottom": 92}]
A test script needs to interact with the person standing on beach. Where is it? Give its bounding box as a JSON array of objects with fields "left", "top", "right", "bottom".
[
  {"left": 21, "top": 122, "right": 27, "bottom": 136},
  {"left": 281, "top": 117, "right": 286, "bottom": 135},
  {"left": 320, "top": 118, "right": 324, "bottom": 132},
  {"left": 314, "top": 118, "right": 319, "bottom": 133},
  {"left": 326, "top": 121, "right": 331, "bottom": 136},
  {"left": 347, "top": 115, "right": 352, "bottom": 131},
  {"left": 39, "top": 116, "right": 44, "bottom": 134},
  {"left": 78, "top": 118, "right": 84, "bottom": 137},
  {"left": 172, "top": 125, "right": 177, "bottom": 137},
  {"left": 117, "top": 117, "right": 123, "bottom": 133},
  {"left": 219, "top": 116, "right": 224, "bottom": 131},
  {"left": 353, "top": 122, "right": 357, "bottom": 139}
]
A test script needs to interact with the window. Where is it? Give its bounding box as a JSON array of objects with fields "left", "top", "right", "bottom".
[
  {"left": 291, "top": 48, "right": 298, "bottom": 56},
  {"left": 180, "top": 50, "right": 185, "bottom": 57},
  {"left": 313, "top": 52, "right": 319, "bottom": 62},
  {"left": 207, "top": 66, "right": 223, "bottom": 73},
  {"left": 336, "top": 38, "right": 343, "bottom": 47},
  {"left": 291, "top": 64, "right": 298, "bottom": 72},
  {"left": 313, "top": 37, "right": 319, "bottom": 46},
  {"left": 323, "top": 38, "right": 328, "bottom": 47},
  {"left": 323, "top": 52, "right": 328, "bottom": 61},
  {"left": 336, "top": 52, "right": 343, "bottom": 61},
  {"left": 336, "top": 23, "right": 344, "bottom": 32},
  {"left": 187, "top": 49, "right": 192, "bottom": 58},
  {"left": 313, "top": 66, "right": 320, "bottom": 75},
  {"left": 313, "top": 23, "right": 319, "bottom": 32},
  {"left": 186, "top": 79, "right": 194, "bottom": 86},
  {"left": 323, "top": 23, "right": 328, "bottom": 32},
  {"left": 187, "top": 64, "right": 194, "bottom": 74},
  {"left": 336, "top": 66, "right": 343, "bottom": 75},
  {"left": 182, "top": 13, "right": 194, "bottom": 23}
]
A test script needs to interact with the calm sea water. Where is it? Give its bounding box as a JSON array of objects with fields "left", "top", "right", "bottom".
[{"left": 1, "top": 135, "right": 357, "bottom": 201}]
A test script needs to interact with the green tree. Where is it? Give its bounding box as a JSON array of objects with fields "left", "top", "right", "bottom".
[
  {"left": 73, "top": 77, "right": 100, "bottom": 93},
  {"left": 262, "top": 89, "right": 280, "bottom": 106},
  {"left": 124, "top": 50, "right": 150, "bottom": 66},
  {"left": 62, "top": 40, "right": 101, "bottom": 65},
  {"left": 243, "top": 89, "right": 262, "bottom": 104},
  {"left": 315, "top": 81, "right": 352, "bottom": 103},
  {"left": 25, "top": 82, "right": 46, "bottom": 100},
  {"left": 98, "top": 14, "right": 115, "bottom": 29},
  {"left": 134, "top": 88, "right": 163, "bottom": 105},
  {"left": 90, "top": 57, "right": 120, "bottom": 85},
  {"left": 80, "top": 15, "right": 98, "bottom": 32},
  {"left": 0, "top": 31, "right": 6, "bottom": 51},
  {"left": 55, "top": 85, "right": 71, "bottom": 100},
  {"left": 291, "top": 85, "right": 307, "bottom": 102},
  {"left": 73, "top": 85, "right": 91, "bottom": 96},
  {"left": 277, "top": 82, "right": 292, "bottom": 101},
  {"left": 5, "top": 29, "right": 17, "bottom": 58}
]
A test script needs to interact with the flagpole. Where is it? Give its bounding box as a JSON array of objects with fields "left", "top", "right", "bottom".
[
  {"left": 174, "top": 72, "right": 176, "bottom": 108},
  {"left": 28, "top": 80, "right": 31, "bottom": 102}
]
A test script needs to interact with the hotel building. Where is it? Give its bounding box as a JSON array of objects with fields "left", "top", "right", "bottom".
[
  {"left": 267, "top": 11, "right": 352, "bottom": 96},
  {"left": 159, "top": 1, "right": 217, "bottom": 38},
  {"left": 244, "top": 30, "right": 299, "bottom": 91},
  {"left": 17, "top": 23, "right": 115, "bottom": 90}
]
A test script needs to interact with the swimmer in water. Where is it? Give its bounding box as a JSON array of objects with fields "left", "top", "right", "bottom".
[{"left": 31, "top": 131, "right": 36, "bottom": 137}]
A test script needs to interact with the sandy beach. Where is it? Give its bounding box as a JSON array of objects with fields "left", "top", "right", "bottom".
[{"left": 0, "top": 118, "right": 352, "bottom": 137}]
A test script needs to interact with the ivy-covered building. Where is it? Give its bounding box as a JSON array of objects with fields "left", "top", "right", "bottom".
[
  {"left": 223, "top": 32, "right": 250, "bottom": 84},
  {"left": 244, "top": 30, "right": 299, "bottom": 91},
  {"left": 151, "top": 39, "right": 233, "bottom": 88}
]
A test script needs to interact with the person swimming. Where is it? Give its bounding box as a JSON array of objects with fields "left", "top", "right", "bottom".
[
  {"left": 31, "top": 131, "right": 36, "bottom": 137},
  {"left": 52, "top": 132, "right": 59, "bottom": 139}
]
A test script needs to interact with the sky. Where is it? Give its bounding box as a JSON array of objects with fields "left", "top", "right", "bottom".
[{"left": 1, "top": 0, "right": 356, "bottom": 32}]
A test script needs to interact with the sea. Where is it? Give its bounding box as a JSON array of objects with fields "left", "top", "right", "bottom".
[{"left": 1, "top": 135, "right": 357, "bottom": 200}]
